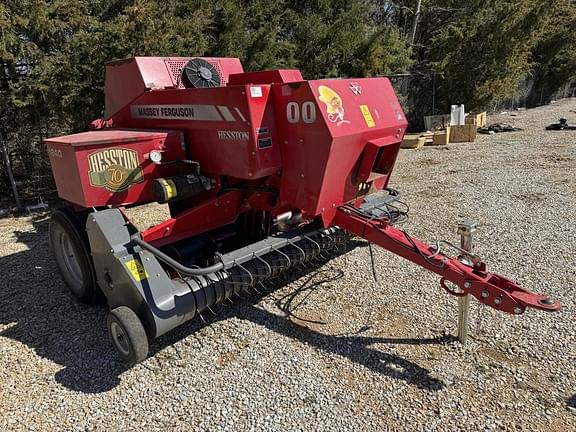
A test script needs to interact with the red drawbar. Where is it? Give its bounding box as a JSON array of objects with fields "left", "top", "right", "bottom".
[{"left": 334, "top": 207, "right": 561, "bottom": 315}]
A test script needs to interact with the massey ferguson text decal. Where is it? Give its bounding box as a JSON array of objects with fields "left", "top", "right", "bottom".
[
  {"left": 134, "top": 105, "right": 195, "bottom": 119},
  {"left": 88, "top": 148, "right": 143, "bottom": 192},
  {"left": 131, "top": 104, "right": 239, "bottom": 122}
]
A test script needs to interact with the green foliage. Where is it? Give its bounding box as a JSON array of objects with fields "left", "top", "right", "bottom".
[
  {"left": 285, "top": 0, "right": 376, "bottom": 78},
  {"left": 14, "top": 0, "right": 213, "bottom": 129},
  {"left": 1, "top": 0, "right": 414, "bottom": 139},
  {"left": 527, "top": 0, "right": 576, "bottom": 105},
  {"left": 2, "top": 0, "right": 574, "bottom": 134},
  {"left": 352, "top": 27, "right": 413, "bottom": 77},
  {"left": 212, "top": 0, "right": 295, "bottom": 71},
  {"left": 426, "top": 0, "right": 554, "bottom": 110}
]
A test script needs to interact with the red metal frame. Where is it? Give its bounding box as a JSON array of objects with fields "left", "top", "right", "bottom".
[
  {"left": 141, "top": 190, "right": 246, "bottom": 247},
  {"left": 334, "top": 208, "right": 561, "bottom": 315},
  {"left": 271, "top": 78, "right": 407, "bottom": 225}
]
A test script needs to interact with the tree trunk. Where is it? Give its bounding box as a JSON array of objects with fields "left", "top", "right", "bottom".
[
  {"left": 410, "top": 0, "right": 423, "bottom": 46},
  {"left": 0, "top": 129, "right": 24, "bottom": 213}
]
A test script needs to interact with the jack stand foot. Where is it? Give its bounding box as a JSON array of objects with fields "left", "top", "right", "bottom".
[{"left": 458, "top": 295, "right": 470, "bottom": 344}]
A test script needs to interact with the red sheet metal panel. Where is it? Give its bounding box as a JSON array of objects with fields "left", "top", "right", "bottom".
[
  {"left": 104, "top": 57, "right": 244, "bottom": 119},
  {"left": 272, "top": 78, "right": 407, "bottom": 225},
  {"left": 227, "top": 69, "right": 303, "bottom": 85},
  {"left": 45, "top": 129, "right": 185, "bottom": 208},
  {"left": 108, "top": 85, "right": 282, "bottom": 180},
  {"left": 61, "top": 57, "right": 408, "bottom": 228},
  {"left": 141, "top": 190, "right": 246, "bottom": 246}
]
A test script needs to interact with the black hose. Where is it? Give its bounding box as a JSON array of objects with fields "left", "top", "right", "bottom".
[{"left": 131, "top": 236, "right": 225, "bottom": 275}]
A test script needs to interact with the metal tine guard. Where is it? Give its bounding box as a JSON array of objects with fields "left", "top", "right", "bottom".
[{"left": 334, "top": 207, "right": 561, "bottom": 315}]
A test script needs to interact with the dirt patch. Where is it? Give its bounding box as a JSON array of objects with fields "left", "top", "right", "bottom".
[
  {"left": 418, "top": 158, "right": 442, "bottom": 166},
  {"left": 478, "top": 346, "right": 525, "bottom": 369},
  {"left": 415, "top": 186, "right": 446, "bottom": 199},
  {"left": 512, "top": 192, "right": 546, "bottom": 203},
  {"left": 288, "top": 310, "right": 328, "bottom": 333},
  {"left": 543, "top": 155, "right": 573, "bottom": 163},
  {"left": 216, "top": 340, "right": 250, "bottom": 369}
]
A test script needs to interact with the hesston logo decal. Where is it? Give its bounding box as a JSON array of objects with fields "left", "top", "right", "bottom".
[
  {"left": 217, "top": 130, "right": 250, "bottom": 141},
  {"left": 88, "top": 148, "right": 144, "bottom": 192}
]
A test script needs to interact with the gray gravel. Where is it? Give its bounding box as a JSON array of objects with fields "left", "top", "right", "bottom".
[{"left": 1, "top": 99, "right": 575, "bottom": 431}]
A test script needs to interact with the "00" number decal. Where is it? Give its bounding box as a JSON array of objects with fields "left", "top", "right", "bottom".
[{"left": 286, "top": 101, "right": 316, "bottom": 124}]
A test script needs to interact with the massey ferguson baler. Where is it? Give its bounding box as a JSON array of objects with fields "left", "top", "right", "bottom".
[{"left": 45, "top": 57, "right": 560, "bottom": 365}]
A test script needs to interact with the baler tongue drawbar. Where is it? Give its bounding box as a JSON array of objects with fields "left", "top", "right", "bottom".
[{"left": 334, "top": 204, "right": 561, "bottom": 316}]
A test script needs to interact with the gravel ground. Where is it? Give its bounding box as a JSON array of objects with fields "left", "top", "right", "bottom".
[{"left": 1, "top": 99, "right": 575, "bottom": 431}]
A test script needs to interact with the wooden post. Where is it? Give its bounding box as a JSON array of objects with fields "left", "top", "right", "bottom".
[{"left": 0, "top": 129, "right": 24, "bottom": 213}]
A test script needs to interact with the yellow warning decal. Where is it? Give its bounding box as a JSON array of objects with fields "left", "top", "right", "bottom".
[
  {"left": 125, "top": 259, "right": 148, "bottom": 282},
  {"left": 161, "top": 178, "right": 177, "bottom": 200},
  {"left": 359, "top": 105, "right": 376, "bottom": 128}
]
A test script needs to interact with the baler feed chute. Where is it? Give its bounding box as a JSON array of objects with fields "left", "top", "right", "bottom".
[{"left": 43, "top": 56, "right": 560, "bottom": 365}]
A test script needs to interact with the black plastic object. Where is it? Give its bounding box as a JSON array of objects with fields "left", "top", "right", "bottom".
[
  {"left": 152, "top": 174, "right": 209, "bottom": 203},
  {"left": 181, "top": 58, "right": 221, "bottom": 88},
  {"left": 478, "top": 123, "right": 523, "bottom": 134},
  {"left": 546, "top": 118, "right": 576, "bottom": 131}
]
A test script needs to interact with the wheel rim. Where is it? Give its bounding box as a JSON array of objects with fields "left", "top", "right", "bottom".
[
  {"left": 110, "top": 321, "right": 131, "bottom": 357},
  {"left": 58, "top": 230, "right": 84, "bottom": 287}
]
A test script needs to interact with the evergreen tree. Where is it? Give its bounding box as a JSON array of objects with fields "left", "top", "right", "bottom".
[
  {"left": 424, "top": 0, "right": 555, "bottom": 110},
  {"left": 351, "top": 27, "right": 412, "bottom": 77},
  {"left": 22, "top": 0, "right": 213, "bottom": 130},
  {"left": 527, "top": 0, "right": 576, "bottom": 105},
  {"left": 211, "top": 0, "right": 295, "bottom": 71},
  {"left": 285, "top": 0, "right": 374, "bottom": 78}
]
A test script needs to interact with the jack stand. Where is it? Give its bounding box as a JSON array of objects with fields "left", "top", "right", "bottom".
[{"left": 457, "top": 221, "right": 477, "bottom": 344}]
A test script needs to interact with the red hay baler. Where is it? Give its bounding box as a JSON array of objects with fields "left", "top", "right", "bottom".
[{"left": 45, "top": 57, "right": 560, "bottom": 365}]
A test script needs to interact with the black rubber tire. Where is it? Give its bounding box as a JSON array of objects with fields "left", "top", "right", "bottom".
[
  {"left": 49, "top": 207, "right": 101, "bottom": 304},
  {"left": 107, "top": 306, "right": 149, "bottom": 366}
]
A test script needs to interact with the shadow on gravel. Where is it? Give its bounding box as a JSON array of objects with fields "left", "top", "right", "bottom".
[
  {"left": 238, "top": 306, "right": 449, "bottom": 391},
  {"left": 0, "top": 216, "right": 126, "bottom": 393},
  {"left": 568, "top": 394, "right": 576, "bottom": 409},
  {"left": 152, "top": 248, "right": 449, "bottom": 392},
  {"left": 1, "top": 225, "right": 448, "bottom": 394},
  {"left": 243, "top": 265, "right": 448, "bottom": 391}
]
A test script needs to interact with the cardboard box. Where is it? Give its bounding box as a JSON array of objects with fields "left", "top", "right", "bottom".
[
  {"left": 449, "top": 124, "right": 477, "bottom": 143},
  {"left": 431, "top": 128, "right": 451, "bottom": 146},
  {"left": 465, "top": 112, "right": 487, "bottom": 127},
  {"left": 401, "top": 134, "right": 426, "bottom": 149}
]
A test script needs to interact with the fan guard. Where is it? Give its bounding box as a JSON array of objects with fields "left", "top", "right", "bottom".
[{"left": 181, "top": 58, "right": 222, "bottom": 89}]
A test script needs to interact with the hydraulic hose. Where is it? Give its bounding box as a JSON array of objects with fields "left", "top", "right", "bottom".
[{"left": 131, "top": 236, "right": 225, "bottom": 276}]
